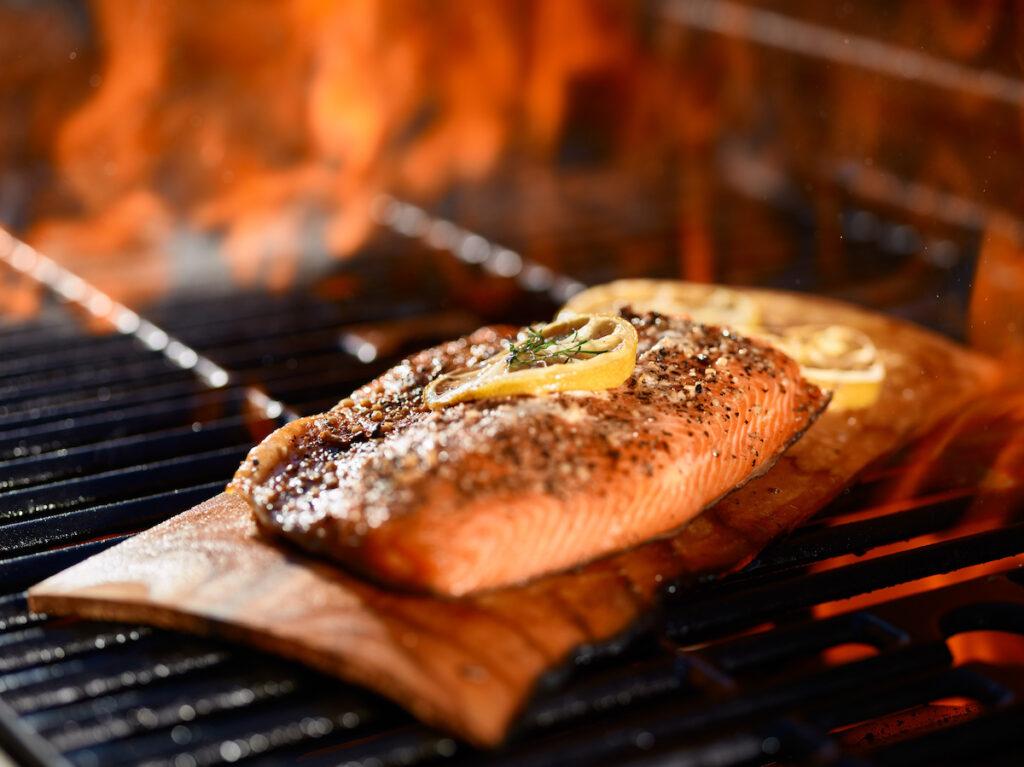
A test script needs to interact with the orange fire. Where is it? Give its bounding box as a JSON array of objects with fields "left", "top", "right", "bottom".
[
  {"left": 2, "top": 0, "right": 650, "bottom": 305},
  {"left": 806, "top": 386, "right": 1024, "bottom": 745},
  {"left": 2, "top": 0, "right": 1022, "bottom": 313},
  {"left": 810, "top": 225, "right": 1024, "bottom": 638},
  {"left": 813, "top": 389, "right": 1024, "bottom": 679}
]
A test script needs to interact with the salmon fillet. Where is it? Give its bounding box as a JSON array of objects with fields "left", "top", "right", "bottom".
[{"left": 230, "top": 311, "right": 827, "bottom": 596}]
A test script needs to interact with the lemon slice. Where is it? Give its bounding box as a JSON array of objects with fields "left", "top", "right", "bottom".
[
  {"left": 769, "top": 324, "right": 885, "bottom": 411},
  {"left": 424, "top": 314, "right": 638, "bottom": 409},
  {"left": 560, "top": 279, "right": 761, "bottom": 331}
]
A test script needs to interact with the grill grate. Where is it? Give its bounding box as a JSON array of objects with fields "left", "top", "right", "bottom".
[{"left": 2, "top": 253, "right": 1023, "bottom": 766}]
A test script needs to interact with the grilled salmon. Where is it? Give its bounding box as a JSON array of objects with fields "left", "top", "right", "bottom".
[{"left": 230, "top": 311, "right": 828, "bottom": 596}]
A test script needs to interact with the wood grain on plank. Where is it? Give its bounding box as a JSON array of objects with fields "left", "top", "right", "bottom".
[{"left": 29, "top": 289, "right": 1001, "bottom": 745}]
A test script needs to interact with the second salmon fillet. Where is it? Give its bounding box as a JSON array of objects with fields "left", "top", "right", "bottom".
[{"left": 230, "top": 311, "right": 827, "bottom": 596}]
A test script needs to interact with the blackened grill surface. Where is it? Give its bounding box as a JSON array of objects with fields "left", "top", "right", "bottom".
[{"left": 1, "top": 288, "right": 1023, "bottom": 767}]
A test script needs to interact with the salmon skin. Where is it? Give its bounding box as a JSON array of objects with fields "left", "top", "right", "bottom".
[{"left": 230, "top": 311, "right": 827, "bottom": 596}]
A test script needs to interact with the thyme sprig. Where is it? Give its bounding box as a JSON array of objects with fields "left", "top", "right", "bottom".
[{"left": 505, "top": 326, "right": 607, "bottom": 371}]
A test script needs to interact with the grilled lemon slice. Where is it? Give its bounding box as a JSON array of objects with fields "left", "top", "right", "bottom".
[
  {"left": 561, "top": 279, "right": 761, "bottom": 331},
  {"left": 769, "top": 324, "right": 885, "bottom": 411},
  {"left": 424, "top": 314, "right": 638, "bottom": 409}
]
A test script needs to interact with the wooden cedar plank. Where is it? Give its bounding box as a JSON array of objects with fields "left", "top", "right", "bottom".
[{"left": 29, "top": 288, "right": 1001, "bottom": 746}]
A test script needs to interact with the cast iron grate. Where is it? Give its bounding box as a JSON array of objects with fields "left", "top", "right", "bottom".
[{"left": 1, "top": 271, "right": 1023, "bottom": 766}]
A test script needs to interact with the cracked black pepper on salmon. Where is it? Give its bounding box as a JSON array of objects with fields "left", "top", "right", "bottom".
[{"left": 229, "top": 311, "right": 828, "bottom": 596}]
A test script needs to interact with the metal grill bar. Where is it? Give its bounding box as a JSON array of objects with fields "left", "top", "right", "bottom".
[
  {"left": 0, "top": 359, "right": 193, "bottom": 411},
  {"left": 0, "top": 444, "right": 250, "bottom": 522},
  {"left": 728, "top": 491, "right": 977, "bottom": 578},
  {"left": 666, "top": 523, "right": 1024, "bottom": 642},
  {"left": 0, "top": 417, "right": 261, "bottom": 492},
  {"left": 0, "top": 388, "right": 257, "bottom": 461},
  {"left": 1, "top": 643, "right": 231, "bottom": 710},
  {"left": 0, "top": 482, "right": 225, "bottom": 559},
  {"left": 0, "top": 379, "right": 212, "bottom": 430}
]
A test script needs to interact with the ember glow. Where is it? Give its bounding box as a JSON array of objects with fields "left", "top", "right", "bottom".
[{"left": 810, "top": 391, "right": 1024, "bottom": 738}]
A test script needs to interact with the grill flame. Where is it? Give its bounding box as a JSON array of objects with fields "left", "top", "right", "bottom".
[
  {"left": 2, "top": 0, "right": 643, "bottom": 304},
  {"left": 813, "top": 390, "right": 1024, "bottom": 688}
]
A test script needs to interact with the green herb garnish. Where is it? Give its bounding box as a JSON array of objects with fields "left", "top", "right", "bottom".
[{"left": 505, "top": 326, "right": 608, "bottom": 371}]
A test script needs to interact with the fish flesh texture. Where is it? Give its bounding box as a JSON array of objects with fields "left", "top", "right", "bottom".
[{"left": 230, "top": 311, "right": 827, "bottom": 596}]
